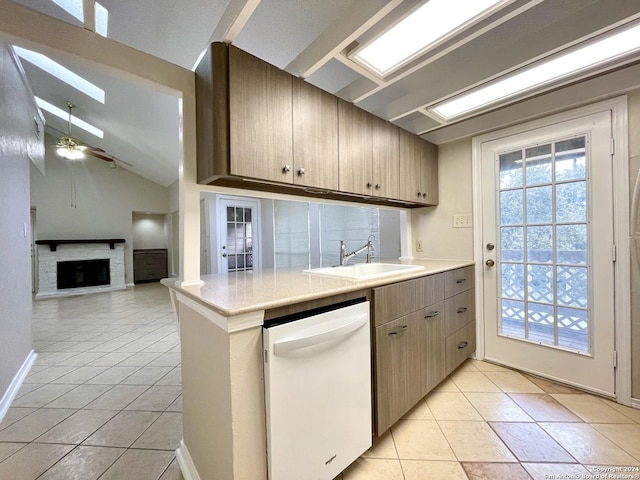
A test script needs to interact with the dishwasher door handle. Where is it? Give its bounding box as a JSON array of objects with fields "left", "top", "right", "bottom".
[{"left": 273, "top": 314, "right": 368, "bottom": 355}]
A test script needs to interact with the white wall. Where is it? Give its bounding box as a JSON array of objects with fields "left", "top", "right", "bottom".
[
  {"left": 411, "top": 139, "right": 474, "bottom": 261},
  {"left": 132, "top": 213, "right": 168, "bottom": 249},
  {"left": 0, "top": 44, "right": 43, "bottom": 400},
  {"left": 30, "top": 138, "right": 171, "bottom": 285}
]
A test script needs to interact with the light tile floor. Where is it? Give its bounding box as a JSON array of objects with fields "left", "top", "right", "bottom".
[
  {"left": 0, "top": 283, "right": 184, "bottom": 480},
  {"left": 2, "top": 283, "right": 640, "bottom": 479}
]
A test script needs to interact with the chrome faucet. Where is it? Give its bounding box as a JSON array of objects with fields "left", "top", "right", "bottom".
[{"left": 339, "top": 235, "right": 376, "bottom": 266}]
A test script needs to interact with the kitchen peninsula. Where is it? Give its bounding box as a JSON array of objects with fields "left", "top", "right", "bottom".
[{"left": 163, "top": 258, "right": 475, "bottom": 480}]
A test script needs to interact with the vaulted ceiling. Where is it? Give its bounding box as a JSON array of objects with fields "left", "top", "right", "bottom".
[{"left": 6, "top": 0, "right": 640, "bottom": 186}]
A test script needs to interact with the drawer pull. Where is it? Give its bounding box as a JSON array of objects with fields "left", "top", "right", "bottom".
[
  {"left": 457, "top": 341, "right": 468, "bottom": 350},
  {"left": 455, "top": 278, "right": 467, "bottom": 284},
  {"left": 425, "top": 311, "right": 440, "bottom": 318},
  {"left": 456, "top": 307, "right": 468, "bottom": 314},
  {"left": 389, "top": 325, "right": 408, "bottom": 336}
]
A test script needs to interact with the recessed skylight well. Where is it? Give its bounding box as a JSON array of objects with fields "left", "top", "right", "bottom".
[
  {"left": 95, "top": 2, "right": 109, "bottom": 37},
  {"left": 14, "top": 46, "right": 105, "bottom": 103},
  {"left": 35, "top": 97, "right": 104, "bottom": 139},
  {"left": 352, "top": 0, "right": 504, "bottom": 77},
  {"left": 431, "top": 22, "right": 640, "bottom": 120},
  {"left": 50, "top": 0, "right": 83, "bottom": 22}
]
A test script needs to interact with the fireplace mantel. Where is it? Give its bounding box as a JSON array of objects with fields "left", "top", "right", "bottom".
[{"left": 35, "top": 239, "right": 125, "bottom": 252}]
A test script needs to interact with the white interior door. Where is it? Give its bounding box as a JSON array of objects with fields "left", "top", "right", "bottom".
[
  {"left": 480, "top": 111, "right": 616, "bottom": 396},
  {"left": 217, "top": 196, "right": 260, "bottom": 273}
]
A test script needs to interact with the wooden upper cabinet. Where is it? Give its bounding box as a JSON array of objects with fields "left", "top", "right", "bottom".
[
  {"left": 338, "top": 100, "right": 372, "bottom": 195},
  {"left": 371, "top": 116, "right": 399, "bottom": 199},
  {"left": 228, "top": 46, "right": 293, "bottom": 183},
  {"left": 292, "top": 78, "right": 338, "bottom": 190},
  {"left": 399, "top": 128, "right": 438, "bottom": 205}
]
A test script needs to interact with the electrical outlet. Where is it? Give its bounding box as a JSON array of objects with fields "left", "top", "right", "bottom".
[
  {"left": 453, "top": 214, "right": 472, "bottom": 228},
  {"left": 416, "top": 239, "right": 424, "bottom": 252}
]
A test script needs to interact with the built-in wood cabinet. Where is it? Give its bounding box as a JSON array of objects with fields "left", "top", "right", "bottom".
[
  {"left": 196, "top": 42, "right": 438, "bottom": 207},
  {"left": 292, "top": 78, "right": 339, "bottom": 190},
  {"left": 373, "top": 266, "right": 474, "bottom": 435},
  {"left": 133, "top": 249, "right": 168, "bottom": 284},
  {"left": 399, "top": 129, "right": 438, "bottom": 205}
]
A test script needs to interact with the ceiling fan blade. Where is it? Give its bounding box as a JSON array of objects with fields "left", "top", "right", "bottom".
[{"left": 84, "top": 150, "right": 114, "bottom": 162}]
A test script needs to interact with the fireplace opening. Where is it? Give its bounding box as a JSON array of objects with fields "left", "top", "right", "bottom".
[{"left": 57, "top": 259, "right": 111, "bottom": 289}]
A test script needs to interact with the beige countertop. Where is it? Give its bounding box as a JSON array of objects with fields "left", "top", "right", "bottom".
[{"left": 163, "top": 258, "right": 474, "bottom": 317}]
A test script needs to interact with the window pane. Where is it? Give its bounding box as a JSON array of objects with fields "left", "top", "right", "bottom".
[
  {"left": 528, "top": 303, "right": 554, "bottom": 344},
  {"left": 556, "top": 225, "right": 587, "bottom": 264},
  {"left": 499, "top": 150, "right": 523, "bottom": 189},
  {"left": 527, "top": 265, "right": 553, "bottom": 304},
  {"left": 527, "top": 226, "right": 553, "bottom": 263},
  {"left": 244, "top": 208, "right": 251, "bottom": 222},
  {"left": 526, "top": 186, "right": 552, "bottom": 224},
  {"left": 501, "top": 299, "right": 525, "bottom": 337},
  {"left": 557, "top": 266, "right": 588, "bottom": 308},
  {"left": 555, "top": 138, "right": 586, "bottom": 182},
  {"left": 501, "top": 227, "right": 523, "bottom": 261},
  {"left": 525, "top": 144, "right": 552, "bottom": 185},
  {"left": 556, "top": 181, "right": 586, "bottom": 222},
  {"left": 558, "top": 307, "right": 588, "bottom": 351},
  {"left": 500, "top": 190, "right": 523, "bottom": 225},
  {"left": 502, "top": 263, "right": 524, "bottom": 300}
]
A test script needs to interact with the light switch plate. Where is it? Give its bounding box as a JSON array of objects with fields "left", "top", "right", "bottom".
[{"left": 453, "top": 214, "right": 472, "bottom": 228}]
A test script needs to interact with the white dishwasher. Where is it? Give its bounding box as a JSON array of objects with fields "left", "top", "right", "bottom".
[{"left": 263, "top": 298, "right": 372, "bottom": 480}]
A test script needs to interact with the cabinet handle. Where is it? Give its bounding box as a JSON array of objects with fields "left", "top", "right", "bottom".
[
  {"left": 375, "top": 184, "right": 381, "bottom": 190},
  {"left": 456, "top": 307, "right": 468, "bottom": 314},
  {"left": 425, "top": 311, "right": 440, "bottom": 318},
  {"left": 282, "top": 165, "right": 291, "bottom": 173},
  {"left": 455, "top": 278, "right": 467, "bottom": 284},
  {"left": 366, "top": 182, "right": 372, "bottom": 189},
  {"left": 298, "top": 167, "right": 305, "bottom": 176},
  {"left": 457, "top": 341, "right": 468, "bottom": 350},
  {"left": 388, "top": 325, "right": 408, "bottom": 336},
  {"left": 417, "top": 192, "right": 422, "bottom": 197},
  {"left": 422, "top": 193, "right": 427, "bottom": 198}
]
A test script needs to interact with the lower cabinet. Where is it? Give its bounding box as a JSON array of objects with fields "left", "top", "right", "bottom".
[
  {"left": 133, "top": 249, "right": 168, "bottom": 283},
  {"left": 373, "top": 267, "right": 475, "bottom": 435}
]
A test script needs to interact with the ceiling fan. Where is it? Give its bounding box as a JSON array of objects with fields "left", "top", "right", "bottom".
[{"left": 55, "top": 101, "right": 114, "bottom": 163}]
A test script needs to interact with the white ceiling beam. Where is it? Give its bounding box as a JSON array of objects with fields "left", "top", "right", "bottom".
[
  {"left": 285, "top": 0, "right": 403, "bottom": 79},
  {"left": 82, "top": 0, "right": 95, "bottom": 32},
  {"left": 209, "top": 0, "right": 262, "bottom": 44},
  {"left": 0, "top": 0, "right": 194, "bottom": 96}
]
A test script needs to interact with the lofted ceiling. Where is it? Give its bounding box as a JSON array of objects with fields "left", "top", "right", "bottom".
[{"left": 7, "top": 0, "right": 640, "bottom": 187}]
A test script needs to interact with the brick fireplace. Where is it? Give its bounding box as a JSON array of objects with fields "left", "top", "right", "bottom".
[{"left": 35, "top": 239, "right": 126, "bottom": 298}]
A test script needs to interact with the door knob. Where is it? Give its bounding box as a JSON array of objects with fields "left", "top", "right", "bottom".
[
  {"left": 485, "top": 259, "right": 495, "bottom": 267},
  {"left": 222, "top": 253, "right": 227, "bottom": 258}
]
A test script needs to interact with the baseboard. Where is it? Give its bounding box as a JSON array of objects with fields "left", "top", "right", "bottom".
[
  {"left": 632, "top": 398, "right": 640, "bottom": 409},
  {"left": 0, "top": 350, "right": 37, "bottom": 422},
  {"left": 176, "top": 440, "right": 201, "bottom": 480}
]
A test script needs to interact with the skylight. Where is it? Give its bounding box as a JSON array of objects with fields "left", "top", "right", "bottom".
[
  {"left": 35, "top": 97, "right": 104, "bottom": 139},
  {"left": 352, "top": 0, "right": 503, "bottom": 77},
  {"left": 431, "top": 22, "right": 640, "bottom": 119},
  {"left": 50, "top": 0, "right": 83, "bottom": 22},
  {"left": 95, "top": 2, "right": 109, "bottom": 37},
  {"left": 14, "top": 46, "right": 105, "bottom": 103}
]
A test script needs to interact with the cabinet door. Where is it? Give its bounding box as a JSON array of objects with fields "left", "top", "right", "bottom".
[
  {"left": 373, "top": 279, "right": 416, "bottom": 327},
  {"left": 418, "top": 139, "right": 439, "bottom": 205},
  {"left": 371, "top": 116, "right": 399, "bottom": 199},
  {"left": 398, "top": 129, "right": 422, "bottom": 203},
  {"left": 292, "top": 78, "right": 338, "bottom": 190},
  {"left": 228, "top": 46, "right": 293, "bottom": 183},
  {"left": 338, "top": 100, "right": 372, "bottom": 195},
  {"left": 375, "top": 313, "right": 420, "bottom": 434},
  {"left": 421, "top": 301, "right": 447, "bottom": 393}
]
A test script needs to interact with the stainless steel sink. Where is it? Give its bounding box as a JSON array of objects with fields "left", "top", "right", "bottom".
[{"left": 304, "top": 263, "right": 425, "bottom": 280}]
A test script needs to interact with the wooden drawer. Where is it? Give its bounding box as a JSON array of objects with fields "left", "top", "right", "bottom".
[
  {"left": 445, "top": 289, "right": 475, "bottom": 336},
  {"left": 415, "top": 273, "right": 444, "bottom": 309},
  {"left": 373, "top": 279, "right": 416, "bottom": 327},
  {"left": 445, "top": 321, "right": 476, "bottom": 373},
  {"left": 444, "top": 266, "right": 474, "bottom": 298}
]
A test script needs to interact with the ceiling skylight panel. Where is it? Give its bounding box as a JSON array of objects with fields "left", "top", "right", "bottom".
[
  {"left": 14, "top": 46, "right": 105, "bottom": 103},
  {"left": 353, "top": 0, "right": 503, "bottom": 77},
  {"left": 95, "top": 2, "right": 109, "bottom": 37},
  {"left": 35, "top": 97, "right": 104, "bottom": 139},
  {"left": 431, "top": 22, "right": 640, "bottom": 119},
  {"left": 50, "top": 0, "right": 83, "bottom": 22}
]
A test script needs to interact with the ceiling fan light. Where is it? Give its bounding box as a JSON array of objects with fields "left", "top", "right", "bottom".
[{"left": 66, "top": 149, "right": 85, "bottom": 160}]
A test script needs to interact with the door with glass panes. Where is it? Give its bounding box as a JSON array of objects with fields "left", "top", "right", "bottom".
[
  {"left": 218, "top": 197, "right": 260, "bottom": 273},
  {"left": 480, "top": 111, "right": 615, "bottom": 396}
]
